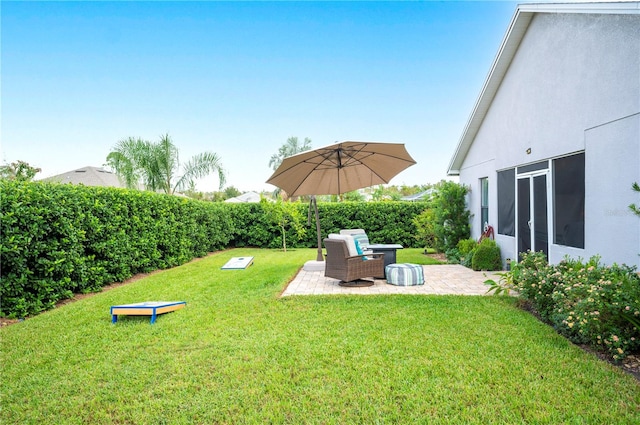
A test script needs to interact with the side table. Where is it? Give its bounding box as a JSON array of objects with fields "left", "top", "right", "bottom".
[{"left": 368, "top": 244, "right": 403, "bottom": 278}]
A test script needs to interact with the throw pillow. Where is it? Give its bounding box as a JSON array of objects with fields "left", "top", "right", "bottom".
[{"left": 354, "top": 239, "right": 368, "bottom": 260}]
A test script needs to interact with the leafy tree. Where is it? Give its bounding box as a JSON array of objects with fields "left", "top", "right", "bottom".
[
  {"left": 388, "top": 191, "right": 403, "bottom": 201},
  {"left": 268, "top": 136, "right": 312, "bottom": 171},
  {"left": 343, "top": 190, "right": 365, "bottom": 202},
  {"left": 207, "top": 191, "right": 227, "bottom": 202},
  {"left": 431, "top": 180, "right": 471, "bottom": 252},
  {"left": 183, "top": 182, "right": 205, "bottom": 200},
  {"left": 413, "top": 208, "right": 438, "bottom": 250},
  {"left": 261, "top": 197, "right": 306, "bottom": 252},
  {"left": 368, "top": 184, "right": 432, "bottom": 201},
  {"left": 0, "top": 161, "right": 41, "bottom": 181},
  {"left": 224, "top": 186, "right": 242, "bottom": 199},
  {"left": 371, "top": 185, "right": 385, "bottom": 201},
  {"left": 106, "top": 134, "right": 226, "bottom": 194}
]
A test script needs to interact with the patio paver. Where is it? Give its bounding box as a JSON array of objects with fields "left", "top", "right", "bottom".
[{"left": 282, "top": 264, "right": 499, "bottom": 296}]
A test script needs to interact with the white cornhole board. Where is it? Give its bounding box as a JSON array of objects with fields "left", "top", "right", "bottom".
[{"left": 221, "top": 256, "right": 254, "bottom": 270}]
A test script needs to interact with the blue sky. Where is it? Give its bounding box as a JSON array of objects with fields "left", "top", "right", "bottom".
[{"left": 2, "top": 1, "right": 521, "bottom": 192}]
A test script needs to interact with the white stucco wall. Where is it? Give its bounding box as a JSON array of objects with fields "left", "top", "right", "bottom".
[
  {"left": 457, "top": 12, "right": 640, "bottom": 267},
  {"left": 579, "top": 114, "right": 640, "bottom": 267}
]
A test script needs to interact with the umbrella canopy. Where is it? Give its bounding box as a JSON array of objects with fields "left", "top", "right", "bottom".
[
  {"left": 266, "top": 141, "right": 416, "bottom": 197},
  {"left": 266, "top": 141, "right": 417, "bottom": 262}
]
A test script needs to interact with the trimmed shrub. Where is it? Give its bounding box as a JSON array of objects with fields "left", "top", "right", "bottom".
[
  {"left": 1, "top": 181, "right": 428, "bottom": 318},
  {"left": 457, "top": 238, "right": 478, "bottom": 268},
  {"left": 457, "top": 238, "right": 478, "bottom": 256},
  {"left": 228, "top": 201, "right": 428, "bottom": 250},
  {"left": 0, "top": 181, "right": 234, "bottom": 318},
  {"left": 471, "top": 238, "right": 502, "bottom": 271}
]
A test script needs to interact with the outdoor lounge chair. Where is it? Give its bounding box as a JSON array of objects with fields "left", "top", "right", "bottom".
[
  {"left": 323, "top": 237, "right": 385, "bottom": 286},
  {"left": 339, "top": 228, "right": 402, "bottom": 252},
  {"left": 339, "top": 228, "right": 373, "bottom": 252},
  {"left": 339, "top": 229, "right": 404, "bottom": 277}
]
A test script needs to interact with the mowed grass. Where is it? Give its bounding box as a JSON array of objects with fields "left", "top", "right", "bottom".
[
  {"left": 2, "top": 248, "right": 638, "bottom": 424},
  {"left": 397, "top": 247, "right": 443, "bottom": 265}
]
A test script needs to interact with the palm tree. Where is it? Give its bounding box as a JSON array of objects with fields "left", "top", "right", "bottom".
[
  {"left": 106, "top": 134, "right": 226, "bottom": 194},
  {"left": 268, "top": 137, "right": 312, "bottom": 171}
]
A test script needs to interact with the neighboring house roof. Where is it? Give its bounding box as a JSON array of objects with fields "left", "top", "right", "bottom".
[
  {"left": 447, "top": 1, "right": 640, "bottom": 176},
  {"left": 42, "top": 166, "right": 127, "bottom": 188},
  {"left": 224, "top": 191, "right": 262, "bottom": 203},
  {"left": 401, "top": 189, "right": 435, "bottom": 202}
]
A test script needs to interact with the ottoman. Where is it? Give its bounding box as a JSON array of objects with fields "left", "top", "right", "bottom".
[{"left": 385, "top": 263, "right": 425, "bottom": 286}]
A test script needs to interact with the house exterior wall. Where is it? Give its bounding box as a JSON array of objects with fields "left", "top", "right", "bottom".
[
  {"left": 457, "top": 12, "right": 640, "bottom": 267},
  {"left": 581, "top": 114, "right": 640, "bottom": 268}
]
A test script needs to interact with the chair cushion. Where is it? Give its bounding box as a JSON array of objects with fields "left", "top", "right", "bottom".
[
  {"left": 340, "top": 229, "right": 370, "bottom": 250},
  {"left": 328, "top": 234, "right": 358, "bottom": 257},
  {"left": 386, "top": 264, "right": 425, "bottom": 286}
]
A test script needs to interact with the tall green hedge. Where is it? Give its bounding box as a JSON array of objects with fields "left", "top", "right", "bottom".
[
  {"left": 227, "top": 201, "right": 428, "bottom": 249},
  {"left": 1, "top": 181, "right": 234, "bottom": 317},
  {"left": 1, "top": 181, "right": 427, "bottom": 318}
]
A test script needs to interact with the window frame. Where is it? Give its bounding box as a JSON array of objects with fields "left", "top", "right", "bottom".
[{"left": 480, "top": 177, "right": 489, "bottom": 232}]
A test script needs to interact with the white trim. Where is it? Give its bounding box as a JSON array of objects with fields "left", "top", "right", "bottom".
[
  {"left": 518, "top": 1, "right": 640, "bottom": 14},
  {"left": 515, "top": 170, "right": 550, "bottom": 258}
]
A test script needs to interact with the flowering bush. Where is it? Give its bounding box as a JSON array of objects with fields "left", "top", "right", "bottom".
[
  {"left": 511, "top": 251, "right": 559, "bottom": 321},
  {"left": 512, "top": 252, "right": 640, "bottom": 360}
]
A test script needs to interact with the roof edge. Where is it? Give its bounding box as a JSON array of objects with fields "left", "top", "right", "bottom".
[
  {"left": 446, "top": 1, "right": 639, "bottom": 176},
  {"left": 518, "top": 1, "right": 640, "bottom": 14}
]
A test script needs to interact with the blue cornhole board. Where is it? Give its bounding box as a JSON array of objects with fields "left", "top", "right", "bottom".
[
  {"left": 221, "top": 256, "right": 254, "bottom": 270},
  {"left": 110, "top": 301, "right": 186, "bottom": 324}
]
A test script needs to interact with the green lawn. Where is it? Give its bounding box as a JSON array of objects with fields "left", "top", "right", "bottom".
[{"left": 2, "top": 248, "right": 638, "bottom": 424}]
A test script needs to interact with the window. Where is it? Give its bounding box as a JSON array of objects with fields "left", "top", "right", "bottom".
[
  {"left": 553, "top": 153, "right": 585, "bottom": 248},
  {"left": 517, "top": 160, "right": 548, "bottom": 174},
  {"left": 497, "top": 169, "right": 515, "bottom": 236},
  {"left": 480, "top": 178, "right": 489, "bottom": 231}
]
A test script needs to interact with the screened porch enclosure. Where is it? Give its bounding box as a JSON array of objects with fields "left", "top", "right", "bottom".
[{"left": 497, "top": 152, "right": 585, "bottom": 262}]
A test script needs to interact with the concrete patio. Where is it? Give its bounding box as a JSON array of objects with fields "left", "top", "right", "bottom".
[{"left": 282, "top": 264, "right": 499, "bottom": 296}]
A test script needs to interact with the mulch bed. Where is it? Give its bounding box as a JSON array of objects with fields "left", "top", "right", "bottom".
[{"left": 426, "top": 252, "right": 448, "bottom": 262}]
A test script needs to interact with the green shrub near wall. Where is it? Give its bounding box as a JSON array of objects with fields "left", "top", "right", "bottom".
[
  {"left": 471, "top": 238, "right": 502, "bottom": 271},
  {"left": 1, "top": 181, "right": 427, "bottom": 318},
  {"left": 431, "top": 181, "right": 470, "bottom": 252}
]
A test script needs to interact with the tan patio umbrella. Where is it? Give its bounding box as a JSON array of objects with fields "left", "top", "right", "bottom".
[{"left": 266, "top": 141, "right": 417, "bottom": 261}]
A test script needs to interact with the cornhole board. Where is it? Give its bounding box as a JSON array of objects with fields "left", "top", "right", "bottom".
[
  {"left": 110, "top": 301, "right": 186, "bottom": 324},
  {"left": 221, "top": 256, "right": 254, "bottom": 270}
]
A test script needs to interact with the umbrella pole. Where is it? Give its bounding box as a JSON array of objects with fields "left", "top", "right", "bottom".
[{"left": 310, "top": 196, "right": 323, "bottom": 261}]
